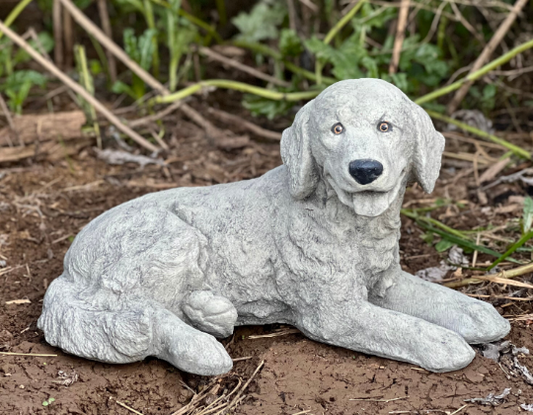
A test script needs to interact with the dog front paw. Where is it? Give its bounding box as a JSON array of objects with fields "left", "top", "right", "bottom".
[
  {"left": 451, "top": 300, "right": 510, "bottom": 344},
  {"left": 418, "top": 328, "right": 475, "bottom": 373}
]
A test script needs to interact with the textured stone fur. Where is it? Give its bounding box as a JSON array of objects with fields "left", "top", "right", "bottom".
[{"left": 38, "top": 79, "right": 510, "bottom": 375}]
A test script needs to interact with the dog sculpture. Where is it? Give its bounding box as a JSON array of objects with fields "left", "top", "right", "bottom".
[{"left": 38, "top": 79, "right": 510, "bottom": 375}]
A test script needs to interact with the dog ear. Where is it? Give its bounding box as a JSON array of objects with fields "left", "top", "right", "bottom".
[
  {"left": 281, "top": 100, "right": 319, "bottom": 199},
  {"left": 412, "top": 105, "right": 445, "bottom": 193}
]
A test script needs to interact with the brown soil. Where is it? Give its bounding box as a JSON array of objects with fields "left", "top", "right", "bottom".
[{"left": 1, "top": 112, "right": 533, "bottom": 415}]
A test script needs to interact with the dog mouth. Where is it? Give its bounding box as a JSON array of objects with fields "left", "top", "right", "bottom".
[
  {"left": 326, "top": 168, "right": 407, "bottom": 217},
  {"left": 350, "top": 181, "right": 403, "bottom": 217}
]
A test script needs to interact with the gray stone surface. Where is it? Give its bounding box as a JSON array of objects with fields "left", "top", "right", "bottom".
[{"left": 38, "top": 79, "right": 510, "bottom": 375}]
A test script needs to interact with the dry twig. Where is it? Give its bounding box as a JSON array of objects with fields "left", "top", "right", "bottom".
[
  {"left": 248, "top": 328, "right": 301, "bottom": 339},
  {"left": 447, "top": 0, "right": 529, "bottom": 113},
  {"left": 59, "top": 0, "right": 166, "bottom": 94},
  {"left": 53, "top": 0, "right": 63, "bottom": 68},
  {"left": 199, "top": 47, "right": 290, "bottom": 87},
  {"left": 0, "top": 20, "right": 158, "bottom": 153},
  {"left": 445, "top": 262, "right": 533, "bottom": 289},
  {"left": 59, "top": 0, "right": 235, "bottom": 147},
  {"left": 0, "top": 352, "right": 57, "bottom": 357},
  {"left": 207, "top": 107, "right": 282, "bottom": 140},
  {"left": 128, "top": 100, "right": 184, "bottom": 128},
  {"left": 5, "top": 299, "right": 31, "bottom": 305},
  {"left": 222, "top": 360, "right": 265, "bottom": 414},
  {"left": 96, "top": 0, "right": 117, "bottom": 82},
  {"left": 0, "top": 94, "right": 18, "bottom": 146},
  {"left": 389, "top": 0, "right": 410, "bottom": 74},
  {"left": 350, "top": 396, "right": 408, "bottom": 402},
  {"left": 115, "top": 400, "right": 144, "bottom": 415}
]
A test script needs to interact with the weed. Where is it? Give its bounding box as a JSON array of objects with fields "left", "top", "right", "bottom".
[
  {"left": 111, "top": 28, "right": 158, "bottom": 100},
  {"left": 0, "top": 70, "right": 47, "bottom": 114},
  {"left": 42, "top": 397, "right": 55, "bottom": 407}
]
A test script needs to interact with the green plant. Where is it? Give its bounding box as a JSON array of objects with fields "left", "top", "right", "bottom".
[
  {"left": 75, "top": 44, "right": 102, "bottom": 148},
  {"left": 111, "top": 28, "right": 157, "bottom": 100},
  {"left": 42, "top": 397, "right": 56, "bottom": 407},
  {"left": 232, "top": 0, "right": 286, "bottom": 44},
  {"left": 0, "top": 31, "right": 53, "bottom": 77},
  {"left": 228, "top": 0, "right": 454, "bottom": 118},
  {"left": 0, "top": 70, "right": 47, "bottom": 114},
  {"left": 163, "top": 0, "right": 197, "bottom": 91}
]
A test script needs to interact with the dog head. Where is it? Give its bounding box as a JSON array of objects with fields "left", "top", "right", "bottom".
[{"left": 281, "top": 79, "right": 445, "bottom": 217}]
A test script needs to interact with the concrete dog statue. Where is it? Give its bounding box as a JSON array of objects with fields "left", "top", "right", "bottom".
[{"left": 38, "top": 79, "right": 510, "bottom": 375}]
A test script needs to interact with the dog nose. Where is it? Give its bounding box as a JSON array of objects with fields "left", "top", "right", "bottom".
[{"left": 348, "top": 159, "right": 383, "bottom": 185}]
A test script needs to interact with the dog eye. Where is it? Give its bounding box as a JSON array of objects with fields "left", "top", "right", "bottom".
[
  {"left": 331, "top": 123, "right": 344, "bottom": 135},
  {"left": 378, "top": 122, "right": 391, "bottom": 133}
]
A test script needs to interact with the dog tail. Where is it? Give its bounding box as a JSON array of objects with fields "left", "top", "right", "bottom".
[{"left": 37, "top": 274, "right": 155, "bottom": 364}]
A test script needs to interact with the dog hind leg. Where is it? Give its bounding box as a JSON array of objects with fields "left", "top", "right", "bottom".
[{"left": 38, "top": 277, "right": 233, "bottom": 375}]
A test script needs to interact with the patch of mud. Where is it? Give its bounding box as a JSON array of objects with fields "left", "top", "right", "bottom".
[{"left": 1, "top": 132, "right": 533, "bottom": 414}]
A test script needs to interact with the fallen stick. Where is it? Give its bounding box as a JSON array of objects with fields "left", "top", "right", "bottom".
[
  {"left": 96, "top": 0, "right": 117, "bottom": 83},
  {"left": 248, "top": 328, "right": 300, "bottom": 339},
  {"left": 447, "top": 0, "right": 529, "bottom": 114},
  {"left": 0, "top": 94, "right": 18, "bottom": 146},
  {"left": 427, "top": 110, "right": 530, "bottom": 160},
  {"left": 468, "top": 293, "right": 533, "bottom": 302},
  {"left": 59, "top": 0, "right": 166, "bottom": 94},
  {"left": 53, "top": 0, "right": 63, "bottom": 68},
  {"left": 59, "top": 0, "right": 229, "bottom": 143},
  {"left": 389, "top": 0, "right": 410, "bottom": 74},
  {"left": 445, "top": 262, "right": 533, "bottom": 289},
  {"left": 222, "top": 360, "right": 264, "bottom": 414},
  {"left": 199, "top": 47, "right": 290, "bottom": 87},
  {"left": 232, "top": 356, "right": 253, "bottom": 362},
  {"left": 115, "top": 400, "right": 144, "bottom": 415},
  {"left": 128, "top": 100, "right": 184, "bottom": 128},
  {"left": 0, "top": 137, "right": 92, "bottom": 163},
  {"left": 0, "top": 111, "right": 86, "bottom": 146},
  {"left": 0, "top": 20, "right": 158, "bottom": 153},
  {"left": 474, "top": 275, "right": 533, "bottom": 290},
  {"left": 5, "top": 299, "right": 31, "bottom": 305},
  {"left": 207, "top": 107, "right": 282, "bottom": 140},
  {"left": 0, "top": 352, "right": 57, "bottom": 357}
]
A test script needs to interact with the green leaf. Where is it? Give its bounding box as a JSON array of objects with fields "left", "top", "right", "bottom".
[
  {"left": 304, "top": 36, "right": 336, "bottom": 64},
  {"left": 523, "top": 196, "right": 533, "bottom": 234},
  {"left": 421, "top": 231, "right": 434, "bottom": 245},
  {"left": 89, "top": 59, "right": 102, "bottom": 75},
  {"left": 483, "top": 84, "right": 496, "bottom": 99},
  {"left": 111, "top": 81, "right": 136, "bottom": 99},
  {"left": 418, "top": 222, "right": 521, "bottom": 264},
  {"left": 232, "top": 0, "right": 286, "bottom": 43},
  {"left": 114, "top": 0, "right": 145, "bottom": 14},
  {"left": 353, "top": 2, "right": 396, "bottom": 30},
  {"left": 382, "top": 73, "right": 409, "bottom": 93},
  {"left": 279, "top": 29, "right": 303, "bottom": 58},
  {"left": 0, "top": 70, "right": 47, "bottom": 92},
  {"left": 74, "top": 0, "right": 93, "bottom": 9},
  {"left": 488, "top": 230, "right": 533, "bottom": 270},
  {"left": 14, "top": 31, "right": 54, "bottom": 65},
  {"left": 242, "top": 94, "right": 294, "bottom": 119},
  {"left": 1, "top": 70, "right": 47, "bottom": 114},
  {"left": 435, "top": 239, "right": 454, "bottom": 252},
  {"left": 123, "top": 28, "right": 140, "bottom": 63},
  {"left": 138, "top": 29, "right": 157, "bottom": 71}
]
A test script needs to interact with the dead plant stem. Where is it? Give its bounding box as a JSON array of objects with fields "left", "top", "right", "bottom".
[
  {"left": 96, "top": 0, "right": 117, "bottom": 82},
  {"left": 389, "top": 0, "right": 410, "bottom": 74},
  {"left": 0, "top": 20, "right": 158, "bottom": 152},
  {"left": 447, "top": 0, "right": 529, "bottom": 114}
]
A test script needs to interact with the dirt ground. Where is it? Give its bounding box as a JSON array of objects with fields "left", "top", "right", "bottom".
[{"left": 2, "top": 106, "right": 533, "bottom": 415}]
